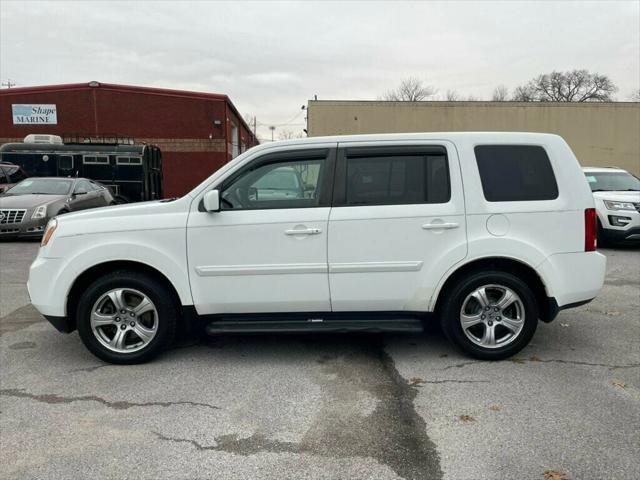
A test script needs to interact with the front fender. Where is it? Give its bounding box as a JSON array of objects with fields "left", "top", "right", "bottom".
[{"left": 39, "top": 230, "right": 192, "bottom": 316}]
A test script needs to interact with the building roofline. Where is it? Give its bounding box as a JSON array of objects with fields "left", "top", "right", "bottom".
[
  {"left": 307, "top": 99, "right": 640, "bottom": 107},
  {"left": 0, "top": 81, "right": 256, "bottom": 142}
]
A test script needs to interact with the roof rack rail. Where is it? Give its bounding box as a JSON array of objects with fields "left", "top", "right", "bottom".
[{"left": 63, "top": 133, "right": 135, "bottom": 145}]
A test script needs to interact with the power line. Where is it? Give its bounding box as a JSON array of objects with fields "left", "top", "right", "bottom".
[{"left": 256, "top": 109, "right": 305, "bottom": 127}]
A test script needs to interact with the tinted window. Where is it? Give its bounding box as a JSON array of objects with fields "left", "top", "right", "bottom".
[
  {"left": 474, "top": 145, "right": 558, "bottom": 202},
  {"left": 343, "top": 154, "right": 450, "bottom": 206},
  {"left": 59, "top": 155, "right": 73, "bottom": 170},
  {"left": 221, "top": 158, "right": 325, "bottom": 210},
  {"left": 74, "top": 180, "right": 91, "bottom": 193}
]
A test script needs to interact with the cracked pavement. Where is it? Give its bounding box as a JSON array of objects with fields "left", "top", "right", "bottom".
[{"left": 1, "top": 242, "right": 639, "bottom": 479}]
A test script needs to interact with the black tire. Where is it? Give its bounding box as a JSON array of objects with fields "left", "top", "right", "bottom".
[
  {"left": 439, "top": 270, "right": 538, "bottom": 360},
  {"left": 76, "top": 270, "right": 177, "bottom": 364}
]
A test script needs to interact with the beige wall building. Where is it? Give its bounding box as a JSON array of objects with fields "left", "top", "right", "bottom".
[{"left": 307, "top": 101, "right": 640, "bottom": 175}]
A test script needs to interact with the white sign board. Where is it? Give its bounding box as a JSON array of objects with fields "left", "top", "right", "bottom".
[{"left": 12, "top": 104, "right": 58, "bottom": 125}]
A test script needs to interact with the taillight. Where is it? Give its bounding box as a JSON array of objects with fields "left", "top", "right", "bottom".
[{"left": 585, "top": 208, "right": 597, "bottom": 252}]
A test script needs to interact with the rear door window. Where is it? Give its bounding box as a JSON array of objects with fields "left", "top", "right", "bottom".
[
  {"left": 334, "top": 146, "right": 450, "bottom": 206},
  {"left": 474, "top": 145, "right": 558, "bottom": 201}
]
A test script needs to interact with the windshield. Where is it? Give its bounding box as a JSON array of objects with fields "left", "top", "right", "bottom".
[
  {"left": 6, "top": 178, "right": 73, "bottom": 195},
  {"left": 584, "top": 171, "right": 640, "bottom": 192}
]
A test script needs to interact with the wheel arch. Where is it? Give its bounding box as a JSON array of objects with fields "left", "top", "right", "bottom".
[
  {"left": 66, "top": 260, "right": 182, "bottom": 332},
  {"left": 431, "top": 256, "right": 556, "bottom": 323}
]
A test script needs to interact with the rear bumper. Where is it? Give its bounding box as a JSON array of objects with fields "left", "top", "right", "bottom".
[
  {"left": 538, "top": 251, "right": 606, "bottom": 308},
  {"left": 543, "top": 297, "right": 595, "bottom": 323}
]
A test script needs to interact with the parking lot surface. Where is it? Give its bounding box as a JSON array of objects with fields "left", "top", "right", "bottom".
[{"left": 1, "top": 242, "right": 639, "bottom": 480}]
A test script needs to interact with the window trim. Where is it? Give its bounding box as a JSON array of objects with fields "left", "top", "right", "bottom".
[
  {"left": 83, "top": 155, "right": 110, "bottom": 165},
  {"left": 200, "top": 148, "right": 336, "bottom": 212},
  {"left": 116, "top": 156, "right": 142, "bottom": 165},
  {"left": 332, "top": 145, "right": 450, "bottom": 207},
  {"left": 474, "top": 144, "right": 559, "bottom": 202}
]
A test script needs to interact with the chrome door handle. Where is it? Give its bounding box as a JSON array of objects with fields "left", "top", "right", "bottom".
[
  {"left": 422, "top": 222, "right": 459, "bottom": 230},
  {"left": 285, "top": 228, "right": 322, "bottom": 235}
]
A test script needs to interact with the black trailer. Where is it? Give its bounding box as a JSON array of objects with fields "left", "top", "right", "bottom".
[{"left": 0, "top": 138, "right": 163, "bottom": 203}]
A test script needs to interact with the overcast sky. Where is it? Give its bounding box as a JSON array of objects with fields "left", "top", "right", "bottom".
[{"left": 1, "top": 0, "right": 639, "bottom": 141}]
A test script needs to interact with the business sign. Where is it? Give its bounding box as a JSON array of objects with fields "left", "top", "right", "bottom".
[{"left": 12, "top": 104, "right": 58, "bottom": 125}]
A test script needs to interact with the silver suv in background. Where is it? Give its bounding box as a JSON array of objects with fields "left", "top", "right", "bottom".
[{"left": 583, "top": 167, "right": 640, "bottom": 245}]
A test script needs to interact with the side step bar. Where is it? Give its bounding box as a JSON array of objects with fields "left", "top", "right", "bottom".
[{"left": 205, "top": 317, "right": 424, "bottom": 335}]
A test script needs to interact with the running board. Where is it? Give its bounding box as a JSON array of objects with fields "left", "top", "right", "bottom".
[{"left": 204, "top": 316, "right": 424, "bottom": 335}]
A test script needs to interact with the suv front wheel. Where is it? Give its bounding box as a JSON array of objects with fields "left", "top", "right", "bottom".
[
  {"left": 76, "top": 270, "right": 177, "bottom": 364},
  {"left": 440, "top": 271, "right": 538, "bottom": 360}
]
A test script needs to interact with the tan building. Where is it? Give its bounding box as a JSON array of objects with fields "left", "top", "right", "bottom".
[{"left": 307, "top": 100, "right": 640, "bottom": 174}]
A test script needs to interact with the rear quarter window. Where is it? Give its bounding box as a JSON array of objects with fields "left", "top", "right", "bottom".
[{"left": 474, "top": 145, "right": 559, "bottom": 202}]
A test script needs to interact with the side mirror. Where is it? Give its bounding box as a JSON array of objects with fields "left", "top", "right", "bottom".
[{"left": 203, "top": 189, "right": 220, "bottom": 212}]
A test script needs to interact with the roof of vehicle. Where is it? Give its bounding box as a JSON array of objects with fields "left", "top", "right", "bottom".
[
  {"left": 0, "top": 143, "right": 148, "bottom": 154},
  {"left": 255, "top": 131, "right": 564, "bottom": 149},
  {"left": 582, "top": 166, "right": 629, "bottom": 173}
]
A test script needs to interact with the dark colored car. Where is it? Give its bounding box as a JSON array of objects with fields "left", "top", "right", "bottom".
[
  {"left": 0, "top": 162, "right": 29, "bottom": 194},
  {"left": 0, "top": 140, "right": 163, "bottom": 203},
  {"left": 0, "top": 177, "right": 115, "bottom": 239}
]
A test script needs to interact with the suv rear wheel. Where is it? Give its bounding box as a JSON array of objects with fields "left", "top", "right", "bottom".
[
  {"left": 76, "top": 270, "right": 177, "bottom": 364},
  {"left": 440, "top": 271, "right": 538, "bottom": 360}
]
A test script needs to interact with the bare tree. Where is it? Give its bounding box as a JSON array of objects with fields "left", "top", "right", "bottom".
[
  {"left": 465, "top": 94, "right": 480, "bottom": 101},
  {"left": 278, "top": 129, "right": 305, "bottom": 140},
  {"left": 631, "top": 89, "right": 640, "bottom": 102},
  {"left": 513, "top": 69, "right": 617, "bottom": 102},
  {"left": 382, "top": 77, "right": 436, "bottom": 101},
  {"left": 445, "top": 89, "right": 460, "bottom": 101},
  {"left": 512, "top": 85, "right": 536, "bottom": 101},
  {"left": 491, "top": 85, "right": 509, "bottom": 101}
]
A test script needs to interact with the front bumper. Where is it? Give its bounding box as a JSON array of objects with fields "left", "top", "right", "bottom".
[
  {"left": 0, "top": 215, "right": 47, "bottom": 239},
  {"left": 598, "top": 205, "right": 640, "bottom": 244},
  {"left": 27, "top": 255, "right": 71, "bottom": 317},
  {"left": 601, "top": 226, "right": 640, "bottom": 244}
]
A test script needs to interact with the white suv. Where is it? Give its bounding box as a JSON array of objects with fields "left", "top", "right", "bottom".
[
  {"left": 28, "top": 133, "right": 606, "bottom": 364},
  {"left": 582, "top": 167, "right": 640, "bottom": 245}
]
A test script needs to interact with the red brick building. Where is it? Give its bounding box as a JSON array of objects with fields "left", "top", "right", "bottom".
[{"left": 0, "top": 82, "right": 258, "bottom": 197}]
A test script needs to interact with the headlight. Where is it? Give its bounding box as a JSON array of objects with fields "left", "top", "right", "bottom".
[
  {"left": 603, "top": 200, "right": 636, "bottom": 211},
  {"left": 41, "top": 218, "right": 58, "bottom": 247},
  {"left": 31, "top": 205, "right": 48, "bottom": 219}
]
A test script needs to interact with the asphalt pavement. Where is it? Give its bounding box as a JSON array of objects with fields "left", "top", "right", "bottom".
[{"left": 0, "top": 242, "right": 638, "bottom": 480}]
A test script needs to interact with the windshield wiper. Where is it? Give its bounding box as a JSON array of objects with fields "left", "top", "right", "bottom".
[{"left": 591, "top": 189, "right": 610, "bottom": 192}]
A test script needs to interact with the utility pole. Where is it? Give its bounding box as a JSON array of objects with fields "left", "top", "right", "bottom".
[
  {"left": 253, "top": 116, "right": 257, "bottom": 145},
  {"left": 2, "top": 79, "right": 16, "bottom": 88},
  {"left": 269, "top": 125, "right": 276, "bottom": 141}
]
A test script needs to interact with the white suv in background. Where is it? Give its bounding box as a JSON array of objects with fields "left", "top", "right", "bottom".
[
  {"left": 28, "top": 132, "right": 606, "bottom": 364},
  {"left": 583, "top": 167, "right": 640, "bottom": 245}
]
